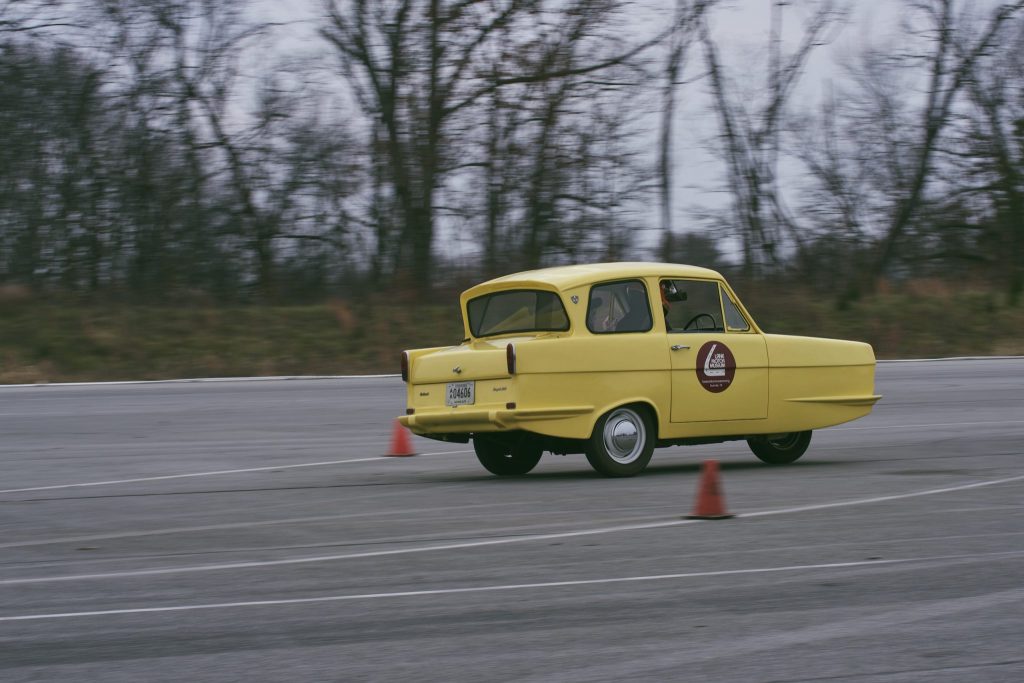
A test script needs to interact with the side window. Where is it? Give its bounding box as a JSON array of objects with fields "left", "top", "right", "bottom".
[
  {"left": 587, "top": 280, "right": 652, "bottom": 334},
  {"left": 721, "top": 287, "right": 750, "bottom": 331},
  {"left": 661, "top": 279, "right": 724, "bottom": 333}
]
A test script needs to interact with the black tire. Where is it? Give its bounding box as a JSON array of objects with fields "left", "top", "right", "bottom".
[
  {"left": 584, "top": 406, "right": 655, "bottom": 477},
  {"left": 473, "top": 436, "right": 543, "bottom": 476},
  {"left": 748, "top": 430, "right": 812, "bottom": 465}
]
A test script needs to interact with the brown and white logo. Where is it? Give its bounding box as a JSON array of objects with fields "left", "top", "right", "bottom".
[{"left": 695, "top": 341, "right": 736, "bottom": 393}]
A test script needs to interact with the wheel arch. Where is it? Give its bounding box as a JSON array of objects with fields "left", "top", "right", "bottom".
[{"left": 589, "top": 398, "right": 661, "bottom": 440}]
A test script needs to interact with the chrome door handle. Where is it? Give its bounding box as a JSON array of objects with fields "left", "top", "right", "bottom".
[{"left": 671, "top": 344, "right": 690, "bottom": 351}]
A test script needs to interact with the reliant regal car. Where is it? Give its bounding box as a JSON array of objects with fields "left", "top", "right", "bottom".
[{"left": 398, "top": 263, "right": 880, "bottom": 477}]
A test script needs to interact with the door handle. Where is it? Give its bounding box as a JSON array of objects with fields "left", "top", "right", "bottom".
[{"left": 671, "top": 344, "right": 690, "bottom": 351}]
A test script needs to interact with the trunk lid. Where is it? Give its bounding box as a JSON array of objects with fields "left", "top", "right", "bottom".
[{"left": 411, "top": 339, "right": 516, "bottom": 384}]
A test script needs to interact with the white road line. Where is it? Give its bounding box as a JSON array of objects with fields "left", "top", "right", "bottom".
[
  {"left": 0, "top": 374, "right": 401, "bottom": 389},
  {"left": 3, "top": 552, "right": 1021, "bottom": 623},
  {"left": 0, "top": 518, "right": 689, "bottom": 586},
  {"left": 4, "top": 416, "right": 1018, "bottom": 497},
  {"left": 743, "top": 474, "right": 1024, "bottom": 518},
  {"left": 0, "top": 500, "right": 533, "bottom": 550},
  {"left": 878, "top": 356, "right": 1024, "bottom": 363},
  {"left": 0, "top": 557, "right": 935, "bottom": 622},
  {"left": 0, "top": 450, "right": 472, "bottom": 494},
  {"left": 835, "top": 419, "right": 1024, "bottom": 431},
  {"left": 3, "top": 415, "right": 1016, "bottom": 494},
  {"left": 2, "top": 473, "right": 1022, "bottom": 587}
]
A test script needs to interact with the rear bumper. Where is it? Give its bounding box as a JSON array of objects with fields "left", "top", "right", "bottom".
[{"left": 399, "top": 405, "right": 593, "bottom": 434}]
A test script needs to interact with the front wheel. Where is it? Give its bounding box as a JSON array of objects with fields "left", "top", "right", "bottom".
[
  {"left": 747, "top": 431, "right": 812, "bottom": 465},
  {"left": 473, "top": 436, "right": 543, "bottom": 476},
  {"left": 585, "top": 406, "right": 655, "bottom": 477}
]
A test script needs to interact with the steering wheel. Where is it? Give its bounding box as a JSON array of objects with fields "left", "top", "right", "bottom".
[{"left": 683, "top": 313, "right": 717, "bottom": 331}]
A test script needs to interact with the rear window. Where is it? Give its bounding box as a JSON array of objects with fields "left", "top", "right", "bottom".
[{"left": 467, "top": 290, "right": 570, "bottom": 338}]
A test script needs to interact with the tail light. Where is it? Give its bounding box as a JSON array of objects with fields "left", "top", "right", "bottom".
[
  {"left": 400, "top": 351, "right": 409, "bottom": 382},
  {"left": 506, "top": 343, "right": 516, "bottom": 375}
]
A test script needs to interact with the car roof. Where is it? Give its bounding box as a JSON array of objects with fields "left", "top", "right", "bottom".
[{"left": 467, "top": 262, "right": 724, "bottom": 294}]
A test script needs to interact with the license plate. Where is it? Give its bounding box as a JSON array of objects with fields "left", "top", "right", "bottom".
[{"left": 446, "top": 381, "right": 475, "bottom": 407}]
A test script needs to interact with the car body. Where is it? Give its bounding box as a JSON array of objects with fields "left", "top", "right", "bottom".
[{"left": 398, "top": 262, "right": 880, "bottom": 476}]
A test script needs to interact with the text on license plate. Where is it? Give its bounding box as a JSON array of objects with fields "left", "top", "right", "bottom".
[{"left": 446, "top": 381, "right": 475, "bottom": 406}]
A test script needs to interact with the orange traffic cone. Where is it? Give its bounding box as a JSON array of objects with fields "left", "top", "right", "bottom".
[
  {"left": 686, "top": 459, "right": 734, "bottom": 519},
  {"left": 387, "top": 420, "right": 417, "bottom": 457}
]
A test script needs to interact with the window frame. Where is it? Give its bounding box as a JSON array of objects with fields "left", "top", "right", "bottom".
[
  {"left": 660, "top": 277, "right": 726, "bottom": 334},
  {"left": 720, "top": 284, "right": 753, "bottom": 332},
  {"left": 586, "top": 279, "right": 654, "bottom": 335}
]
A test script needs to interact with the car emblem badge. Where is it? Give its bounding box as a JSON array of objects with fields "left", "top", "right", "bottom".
[
  {"left": 571, "top": 295, "right": 579, "bottom": 304},
  {"left": 453, "top": 366, "right": 462, "bottom": 374}
]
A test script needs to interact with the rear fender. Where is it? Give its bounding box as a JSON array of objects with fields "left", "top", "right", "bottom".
[{"left": 587, "top": 399, "right": 661, "bottom": 440}]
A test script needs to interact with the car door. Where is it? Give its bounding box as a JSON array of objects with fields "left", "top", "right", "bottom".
[{"left": 661, "top": 278, "right": 768, "bottom": 423}]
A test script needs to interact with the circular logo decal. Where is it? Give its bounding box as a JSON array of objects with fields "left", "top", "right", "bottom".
[{"left": 695, "top": 341, "right": 736, "bottom": 393}]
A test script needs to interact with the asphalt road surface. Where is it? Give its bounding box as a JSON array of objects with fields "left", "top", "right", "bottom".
[{"left": 1, "top": 359, "right": 1023, "bottom": 682}]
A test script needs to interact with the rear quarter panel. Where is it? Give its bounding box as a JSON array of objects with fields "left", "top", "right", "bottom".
[{"left": 513, "top": 333, "right": 670, "bottom": 438}]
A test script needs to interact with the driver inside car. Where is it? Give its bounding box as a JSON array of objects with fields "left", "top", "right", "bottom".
[
  {"left": 662, "top": 279, "right": 723, "bottom": 332},
  {"left": 661, "top": 280, "right": 686, "bottom": 331}
]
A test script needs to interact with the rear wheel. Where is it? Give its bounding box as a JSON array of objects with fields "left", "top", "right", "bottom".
[
  {"left": 473, "top": 436, "right": 543, "bottom": 476},
  {"left": 585, "top": 406, "right": 655, "bottom": 477},
  {"left": 747, "top": 431, "right": 812, "bottom": 465}
]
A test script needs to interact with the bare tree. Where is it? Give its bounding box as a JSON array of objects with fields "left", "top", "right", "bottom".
[
  {"left": 788, "top": 82, "right": 874, "bottom": 287},
  {"left": 0, "top": 41, "right": 109, "bottom": 289},
  {"left": 0, "top": 0, "right": 74, "bottom": 34},
  {"left": 960, "top": 17, "right": 1024, "bottom": 301},
  {"left": 658, "top": 0, "right": 716, "bottom": 260},
  {"left": 93, "top": 0, "right": 361, "bottom": 298},
  {"left": 322, "top": 0, "right": 666, "bottom": 289},
  {"left": 870, "top": 0, "right": 1024, "bottom": 281},
  {"left": 322, "top": 0, "right": 529, "bottom": 287},
  {"left": 447, "top": 2, "right": 656, "bottom": 275},
  {"left": 699, "top": 1, "right": 846, "bottom": 275}
]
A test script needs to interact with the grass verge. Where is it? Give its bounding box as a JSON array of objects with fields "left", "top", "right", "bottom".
[{"left": 2, "top": 282, "right": 1022, "bottom": 383}]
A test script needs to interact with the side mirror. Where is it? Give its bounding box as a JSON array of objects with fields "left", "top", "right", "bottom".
[{"left": 662, "top": 282, "right": 687, "bottom": 302}]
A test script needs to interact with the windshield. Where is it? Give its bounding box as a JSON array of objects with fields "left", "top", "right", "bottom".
[{"left": 467, "top": 289, "right": 570, "bottom": 338}]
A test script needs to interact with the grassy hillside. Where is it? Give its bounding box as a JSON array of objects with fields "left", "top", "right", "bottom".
[
  {"left": 739, "top": 279, "right": 1024, "bottom": 360},
  {"left": 0, "top": 296, "right": 463, "bottom": 383},
  {"left": 2, "top": 282, "right": 1022, "bottom": 383}
]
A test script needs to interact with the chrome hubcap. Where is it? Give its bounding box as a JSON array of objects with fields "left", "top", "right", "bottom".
[{"left": 603, "top": 408, "right": 645, "bottom": 464}]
